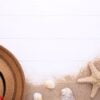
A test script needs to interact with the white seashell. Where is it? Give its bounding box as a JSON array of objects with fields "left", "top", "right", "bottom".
[
  {"left": 44, "top": 80, "right": 55, "bottom": 89},
  {"left": 33, "top": 92, "right": 43, "bottom": 100},
  {"left": 61, "top": 88, "right": 75, "bottom": 100}
]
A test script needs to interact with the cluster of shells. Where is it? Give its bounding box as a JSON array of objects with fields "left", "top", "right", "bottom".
[{"left": 33, "top": 80, "right": 75, "bottom": 100}]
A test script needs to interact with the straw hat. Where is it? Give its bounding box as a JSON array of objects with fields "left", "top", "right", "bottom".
[{"left": 0, "top": 46, "right": 25, "bottom": 100}]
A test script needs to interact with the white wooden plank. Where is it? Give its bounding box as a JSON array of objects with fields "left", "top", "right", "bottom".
[
  {"left": 0, "top": 16, "right": 100, "bottom": 38},
  {"left": 0, "top": 39, "right": 100, "bottom": 61},
  {"left": 0, "top": 0, "right": 100, "bottom": 15}
]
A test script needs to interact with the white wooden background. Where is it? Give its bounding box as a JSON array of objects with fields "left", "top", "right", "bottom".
[{"left": 0, "top": 0, "right": 100, "bottom": 83}]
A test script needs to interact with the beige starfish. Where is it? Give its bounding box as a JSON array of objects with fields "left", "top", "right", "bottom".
[{"left": 78, "top": 62, "right": 100, "bottom": 98}]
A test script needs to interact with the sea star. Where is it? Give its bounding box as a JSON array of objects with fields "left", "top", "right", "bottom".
[{"left": 78, "top": 62, "right": 100, "bottom": 98}]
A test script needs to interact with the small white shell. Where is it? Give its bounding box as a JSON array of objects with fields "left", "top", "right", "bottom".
[
  {"left": 33, "top": 92, "right": 43, "bottom": 100},
  {"left": 61, "top": 88, "right": 75, "bottom": 100},
  {"left": 44, "top": 80, "right": 55, "bottom": 89}
]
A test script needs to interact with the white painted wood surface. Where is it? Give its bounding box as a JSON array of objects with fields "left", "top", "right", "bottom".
[{"left": 0, "top": 0, "right": 100, "bottom": 83}]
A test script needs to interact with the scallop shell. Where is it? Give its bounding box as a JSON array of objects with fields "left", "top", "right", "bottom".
[
  {"left": 44, "top": 80, "right": 55, "bottom": 89},
  {"left": 61, "top": 88, "right": 75, "bottom": 100},
  {"left": 33, "top": 93, "right": 43, "bottom": 100}
]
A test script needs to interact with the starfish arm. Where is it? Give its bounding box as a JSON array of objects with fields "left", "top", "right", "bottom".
[
  {"left": 91, "top": 84, "right": 100, "bottom": 98},
  {"left": 78, "top": 76, "right": 96, "bottom": 83},
  {"left": 89, "top": 62, "right": 100, "bottom": 79}
]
